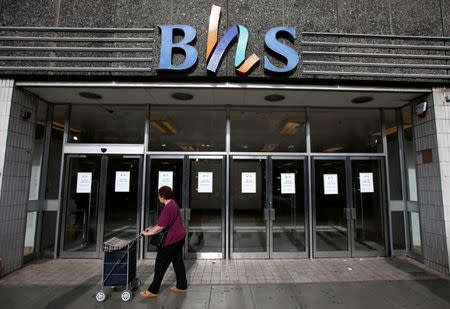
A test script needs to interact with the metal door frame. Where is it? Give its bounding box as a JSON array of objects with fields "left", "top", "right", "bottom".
[
  {"left": 185, "top": 155, "right": 226, "bottom": 259},
  {"left": 270, "top": 156, "right": 309, "bottom": 259},
  {"left": 60, "top": 154, "right": 143, "bottom": 258},
  {"left": 230, "top": 155, "right": 270, "bottom": 259},
  {"left": 349, "top": 156, "right": 388, "bottom": 257},
  {"left": 143, "top": 155, "right": 185, "bottom": 259},
  {"left": 312, "top": 156, "right": 351, "bottom": 258}
]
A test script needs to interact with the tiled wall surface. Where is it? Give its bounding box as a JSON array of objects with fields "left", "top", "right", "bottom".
[
  {"left": 414, "top": 88, "right": 450, "bottom": 275},
  {"left": 0, "top": 80, "right": 37, "bottom": 276}
]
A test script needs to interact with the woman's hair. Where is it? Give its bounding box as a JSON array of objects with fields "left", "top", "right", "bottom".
[{"left": 158, "top": 186, "right": 174, "bottom": 200}]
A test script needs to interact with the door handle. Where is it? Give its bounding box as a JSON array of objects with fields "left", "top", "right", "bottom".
[
  {"left": 351, "top": 208, "right": 356, "bottom": 220},
  {"left": 264, "top": 208, "right": 269, "bottom": 221},
  {"left": 181, "top": 208, "right": 191, "bottom": 221},
  {"left": 271, "top": 208, "right": 276, "bottom": 221}
]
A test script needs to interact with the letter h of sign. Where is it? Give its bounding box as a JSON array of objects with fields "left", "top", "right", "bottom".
[{"left": 206, "top": 5, "right": 259, "bottom": 75}]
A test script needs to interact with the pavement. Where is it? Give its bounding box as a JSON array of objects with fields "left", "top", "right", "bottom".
[{"left": 0, "top": 256, "right": 449, "bottom": 308}]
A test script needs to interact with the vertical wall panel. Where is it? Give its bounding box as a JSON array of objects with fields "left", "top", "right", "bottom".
[{"left": 0, "top": 81, "right": 37, "bottom": 276}]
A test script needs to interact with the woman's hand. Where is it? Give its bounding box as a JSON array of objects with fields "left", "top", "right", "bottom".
[
  {"left": 140, "top": 225, "right": 165, "bottom": 236},
  {"left": 140, "top": 227, "right": 152, "bottom": 236}
]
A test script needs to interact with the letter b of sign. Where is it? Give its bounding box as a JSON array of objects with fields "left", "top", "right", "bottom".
[{"left": 157, "top": 25, "right": 198, "bottom": 71}]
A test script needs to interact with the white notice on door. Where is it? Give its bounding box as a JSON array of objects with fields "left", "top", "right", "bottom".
[
  {"left": 198, "top": 172, "right": 213, "bottom": 193},
  {"left": 323, "top": 174, "right": 338, "bottom": 195},
  {"left": 241, "top": 172, "right": 256, "bottom": 193},
  {"left": 76, "top": 172, "right": 92, "bottom": 193},
  {"left": 115, "top": 171, "right": 130, "bottom": 192},
  {"left": 359, "top": 172, "right": 374, "bottom": 193},
  {"left": 158, "top": 171, "right": 173, "bottom": 189},
  {"left": 281, "top": 173, "right": 296, "bottom": 194}
]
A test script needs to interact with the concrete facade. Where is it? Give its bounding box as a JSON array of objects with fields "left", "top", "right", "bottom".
[{"left": 0, "top": 0, "right": 449, "bottom": 277}]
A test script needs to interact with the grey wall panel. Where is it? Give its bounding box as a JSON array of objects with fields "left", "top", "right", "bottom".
[
  {"left": 285, "top": 0, "right": 338, "bottom": 32},
  {"left": 0, "top": 0, "right": 57, "bottom": 27},
  {"left": 0, "top": 82, "right": 37, "bottom": 276},
  {"left": 337, "top": 0, "right": 391, "bottom": 34},
  {"left": 390, "top": 0, "right": 443, "bottom": 36},
  {"left": 58, "top": 0, "right": 117, "bottom": 28}
]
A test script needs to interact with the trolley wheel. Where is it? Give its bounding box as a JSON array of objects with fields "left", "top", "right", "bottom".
[
  {"left": 95, "top": 290, "right": 106, "bottom": 302},
  {"left": 121, "top": 290, "right": 132, "bottom": 302}
]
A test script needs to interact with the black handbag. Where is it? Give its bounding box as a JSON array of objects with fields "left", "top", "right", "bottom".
[
  {"left": 150, "top": 229, "right": 168, "bottom": 248},
  {"left": 149, "top": 208, "right": 179, "bottom": 248}
]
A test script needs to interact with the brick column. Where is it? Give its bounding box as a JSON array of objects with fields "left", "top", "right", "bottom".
[
  {"left": 0, "top": 80, "right": 37, "bottom": 276},
  {"left": 414, "top": 88, "right": 450, "bottom": 274}
]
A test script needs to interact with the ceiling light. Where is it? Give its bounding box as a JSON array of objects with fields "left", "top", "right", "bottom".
[
  {"left": 260, "top": 144, "right": 278, "bottom": 152},
  {"left": 150, "top": 121, "right": 167, "bottom": 134},
  {"left": 264, "top": 94, "right": 285, "bottom": 102},
  {"left": 279, "top": 121, "right": 300, "bottom": 135},
  {"left": 73, "top": 136, "right": 78, "bottom": 141},
  {"left": 351, "top": 96, "right": 374, "bottom": 104},
  {"left": 179, "top": 144, "right": 195, "bottom": 151},
  {"left": 161, "top": 120, "right": 177, "bottom": 134},
  {"left": 171, "top": 92, "right": 193, "bottom": 101},
  {"left": 323, "top": 147, "right": 344, "bottom": 153},
  {"left": 79, "top": 92, "right": 102, "bottom": 100}
]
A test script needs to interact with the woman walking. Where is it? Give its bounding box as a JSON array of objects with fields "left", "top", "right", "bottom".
[{"left": 140, "top": 186, "right": 187, "bottom": 298}]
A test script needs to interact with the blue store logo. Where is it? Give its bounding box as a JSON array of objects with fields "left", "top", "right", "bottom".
[{"left": 157, "top": 4, "right": 299, "bottom": 75}]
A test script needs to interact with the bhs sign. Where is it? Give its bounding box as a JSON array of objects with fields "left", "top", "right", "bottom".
[{"left": 158, "top": 5, "right": 299, "bottom": 75}]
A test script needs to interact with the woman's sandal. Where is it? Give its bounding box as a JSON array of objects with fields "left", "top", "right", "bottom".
[{"left": 140, "top": 290, "right": 158, "bottom": 298}]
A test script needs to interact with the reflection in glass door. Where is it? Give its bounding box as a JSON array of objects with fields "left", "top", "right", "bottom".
[
  {"left": 187, "top": 157, "right": 224, "bottom": 258},
  {"left": 61, "top": 155, "right": 142, "bottom": 258},
  {"left": 351, "top": 159, "right": 386, "bottom": 255},
  {"left": 145, "top": 157, "right": 184, "bottom": 255},
  {"left": 272, "top": 159, "right": 307, "bottom": 257},
  {"left": 313, "top": 159, "right": 350, "bottom": 257},
  {"left": 231, "top": 158, "right": 268, "bottom": 258},
  {"left": 62, "top": 156, "right": 101, "bottom": 257},
  {"left": 313, "top": 157, "right": 387, "bottom": 257},
  {"left": 103, "top": 157, "right": 141, "bottom": 241}
]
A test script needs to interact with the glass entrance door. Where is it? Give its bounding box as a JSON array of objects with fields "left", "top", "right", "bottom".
[
  {"left": 271, "top": 158, "right": 308, "bottom": 258},
  {"left": 145, "top": 157, "right": 184, "bottom": 257},
  {"left": 230, "top": 157, "right": 269, "bottom": 258},
  {"left": 61, "top": 155, "right": 142, "bottom": 258},
  {"left": 186, "top": 157, "right": 225, "bottom": 258},
  {"left": 313, "top": 157, "right": 386, "bottom": 257}
]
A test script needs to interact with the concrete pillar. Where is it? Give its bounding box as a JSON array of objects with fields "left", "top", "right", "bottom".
[
  {"left": 413, "top": 88, "right": 450, "bottom": 275},
  {"left": 0, "top": 80, "right": 37, "bottom": 276}
]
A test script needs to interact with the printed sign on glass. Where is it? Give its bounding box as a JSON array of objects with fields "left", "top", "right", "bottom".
[
  {"left": 241, "top": 172, "right": 256, "bottom": 193},
  {"left": 158, "top": 171, "right": 173, "bottom": 189},
  {"left": 76, "top": 172, "right": 92, "bottom": 193},
  {"left": 115, "top": 171, "right": 130, "bottom": 192},
  {"left": 198, "top": 172, "right": 213, "bottom": 193},
  {"left": 359, "top": 172, "right": 374, "bottom": 193},
  {"left": 323, "top": 174, "right": 338, "bottom": 195},
  {"left": 281, "top": 173, "right": 296, "bottom": 194}
]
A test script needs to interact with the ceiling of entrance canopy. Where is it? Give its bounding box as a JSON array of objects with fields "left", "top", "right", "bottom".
[{"left": 22, "top": 85, "right": 427, "bottom": 108}]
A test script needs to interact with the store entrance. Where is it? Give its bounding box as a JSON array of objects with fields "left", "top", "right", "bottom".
[
  {"left": 312, "top": 157, "right": 387, "bottom": 257},
  {"left": 145, "top": 156, "right": 225, "bottom": 259},
  {"left": 60, "top": 155, "right": 142, "bottom": 258},
  {"left": 230, "top": 156, "right": 307, "bottom": 258}
]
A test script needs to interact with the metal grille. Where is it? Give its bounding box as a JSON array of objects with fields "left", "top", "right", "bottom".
[
  {"left": 0, "top": 26, "right": 155, "bottom": 73},
  {"left": 301, "top": 32, "right": 450, "bottom": 80}
]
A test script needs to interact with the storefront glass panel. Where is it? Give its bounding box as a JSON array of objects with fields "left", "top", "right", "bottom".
[
  {"left": 149, "top": 107, "right": 226, "bottom": 151},
  {"left": 230, "top": 108, "right": 306, "bottom": 152},
  {"left": 310, "top": 109, "right": 382, "bottom": 153},
  {"left": 69, "top": 105, "right": 145, "bottom": 144}
]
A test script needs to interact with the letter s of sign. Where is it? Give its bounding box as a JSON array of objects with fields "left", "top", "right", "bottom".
[
  {"left": 157, "top": 25, "right": 198, "bottom": 71},
  {"left": 264, "top": 27, "right": 299, "bottom": 74}
]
